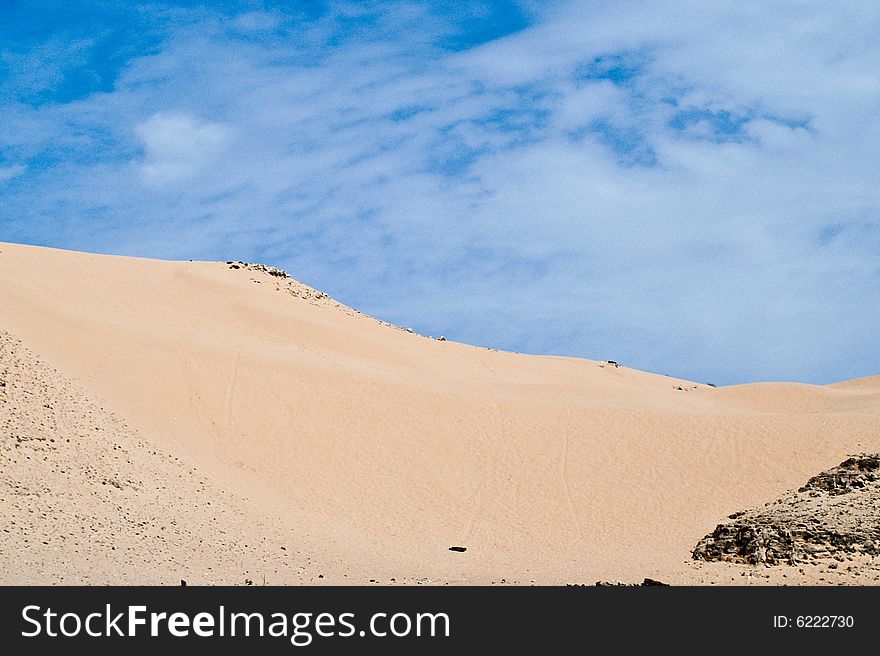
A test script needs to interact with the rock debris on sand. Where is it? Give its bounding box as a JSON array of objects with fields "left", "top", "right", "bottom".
[{"left": 0, "top": 330, "right": 311, "bottom": 585}]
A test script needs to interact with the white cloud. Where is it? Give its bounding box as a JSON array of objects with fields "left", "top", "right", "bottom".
[
  {"left": 135, "top": 112, "right": 232, "bottom": 185},
  {"left": 0, "top": 164, "right": 26, "bottom": 183},
  {"left": 230, "top": 11, "right": 281, "bottom": 34}
]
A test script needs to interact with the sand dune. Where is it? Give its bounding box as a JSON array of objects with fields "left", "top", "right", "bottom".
[
  {"left": 2, "top": 241, "right": 879, "bottom": 585},
  {"left": 0, "top": 329, "right": 310, "bottom": 585}
]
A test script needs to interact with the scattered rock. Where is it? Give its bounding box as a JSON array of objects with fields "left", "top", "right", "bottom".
[{"left": 228, "top": 261, "right": 289, "bottom": 277}]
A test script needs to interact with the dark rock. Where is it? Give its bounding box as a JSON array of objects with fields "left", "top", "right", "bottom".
[
  {"left": 798, "top": 455, "right": 880, "bottom": 495},
  {"left": 693, "top": 454, "right": 880, "bottom": 566},
  {"left": 448, "top": 546, "right": 467, "bottom": 552}
]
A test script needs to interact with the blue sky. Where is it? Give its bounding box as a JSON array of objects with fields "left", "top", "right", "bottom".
[{"left": 1, "top": 0, "right": 879, "bottom": 385}]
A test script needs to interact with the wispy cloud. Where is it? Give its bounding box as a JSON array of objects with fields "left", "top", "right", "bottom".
[
  {"left": 135, "top": 112, "right": 232, "bottom": 184},
  {"left": 1, "top": 0, "right": 878, "bottom": 385},
  {"left": 0, "top": 164, "right": 26, "bottom": 183}
]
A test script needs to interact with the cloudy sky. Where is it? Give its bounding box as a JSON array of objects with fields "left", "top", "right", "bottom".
[{"left": 1, "top": 1, "right": 878, "bottom": 385}]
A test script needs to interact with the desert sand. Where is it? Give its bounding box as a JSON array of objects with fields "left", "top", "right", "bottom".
[{"left": 2, "top": 241, "right": 879, "bottom": 585}]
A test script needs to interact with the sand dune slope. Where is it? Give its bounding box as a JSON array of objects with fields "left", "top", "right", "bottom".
[
  {"left": 0, "top": 329, "right": 323, "bottom": 584},
  {"left": 1, "top": 241, "right": 879, "bottom": 584}
]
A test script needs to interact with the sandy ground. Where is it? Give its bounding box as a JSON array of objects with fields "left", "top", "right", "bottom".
[{"left": 1, "top": 241, "right": 879, "bottom": 585}]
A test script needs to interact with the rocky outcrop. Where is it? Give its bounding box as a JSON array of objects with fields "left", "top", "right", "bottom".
[
  {"left": 799, "top": 455, "right": 879, "bottom": 495},
  {"left": 693, "top": 455, "right": 880, "bottom": 566}
]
